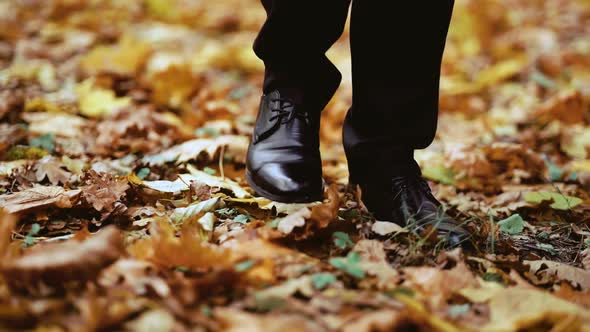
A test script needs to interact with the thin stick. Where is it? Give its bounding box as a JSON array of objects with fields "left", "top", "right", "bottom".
[{"left": 219, "top": 145, "right": 226, "bottom": 180}]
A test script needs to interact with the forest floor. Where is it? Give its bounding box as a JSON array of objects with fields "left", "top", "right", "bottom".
[{"left": 1, "top": 0, "right": 590, "bottom": 331}]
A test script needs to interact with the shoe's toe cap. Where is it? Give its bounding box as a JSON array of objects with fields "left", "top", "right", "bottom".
[{"left": 249, "top": 163, "right": 323, "bottom": 202}]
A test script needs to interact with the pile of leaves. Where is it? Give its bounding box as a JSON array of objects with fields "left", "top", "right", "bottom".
[{"left": 0, "top": 0, "right": 589, "bottom": 331}]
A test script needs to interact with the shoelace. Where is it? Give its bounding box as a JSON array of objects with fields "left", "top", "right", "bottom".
[
  {"left": 392, "top": 173, "right": 439, "bottom": 225},
  {"left": 392, "top": 173, "right": 431, "bottom": 194},
  {"left": 268, "top": 98, "right": 309, "bottom": 124}
]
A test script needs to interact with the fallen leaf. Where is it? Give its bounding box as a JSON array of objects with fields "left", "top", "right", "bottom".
[
  {"left": 277, "top": 207, "right": 311, "bottom": 234},
  {"left": 0, "top": 186, "right": 81, "bottom": 214},
  {"left": 353, "top": 240, "right": 400, "bottom": 289},
  {"left": 0, "top": 211, "right": 17, "bottom": 259},
  {"left": 80, "top": 36, "right": 151, "bottom": 76},
  {"left": 561, "top": 125, "right": 590, "bottom": 159},
  {"left": 95, "top": 107, "right": 186, "bottom": 156},
  {"left": 185, "top": 164, "right": 250, "bottom": 198},
  {"left": 0, "top": 160, "right": 31, "bottom": 177},
  {"left": 147, "top": 64, "right": 198, "bottom": 108},
  {"left": 554, "top": 283, "right": 590, "bottom": 309},
  {"left": 22, "top": 112, "right": 87, "bottom": 138},
  {"left": 81, "top": 171, "right": 129, "bottom": 213},
  {"left": 128, "top": 218, "right": 234, "bottom": 270},
  {"left": 215, "top": 308, "right": 324, "bottom": 332},
  {"left": 497, "top": 214, "right": 525, "bottom": 235},
  {"left": 403, "top": 252, "right": 477, "bottom": 307},
  {"left": 465, "top": 286, "right": 590, "bottom": 331},
  {"left": 524, "top": 191, "right": 583, "bottom": 210},
  {"left": 142, "top": 135, "right": 248, "bottom": 165},
  {"left": 525, "top": 260, "right": 590, "bottom": 290},
  {"left": 0, "top": 225, "right": 123, "bottom": 288},
  {"left": 534, "top": 90, "right": 587, "bottom": 125},
  {"left": 330, "top": 251, "right": 365, "bottom": 279},
  {"left": 142, "top": 178, "right": 189, "bottom": 194},
  {"left": 76, "top": 79, "right": 131, "bottom": 118},
  {"left": 341, "top": 309, "right": 406, "bottom": 332},
  {"left": 170, "top": 197, "right": 220, "bottom": 224},
  {"left": 124, "top": 309, "right": 175, "bottom": 332},
  {"left": 371, "top": 221, "right": 407, "bottom": 236},
  {"left": 34, "top": 156, "right": 72, "bottom": 185}
]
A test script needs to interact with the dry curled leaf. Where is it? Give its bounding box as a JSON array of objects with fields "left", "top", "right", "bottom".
[
  {"left": 95, "top": 107, "right": 186, "bottom": 157},
  {"left": 354, "top": 240, "right": 400, "bottom": 289},
  {"left": 0, "top": 186, "right": 81, "bottom": 214},
  {"left": 0, "top": 225, "right": 123, "bottom": 288},
  {"left": 0, "top": 211, "right": 17, "bottom": 259},
  {"left": 81, "top": 170, "right": 129, "bottom": 213},
  {"left": 525, "top": 260, "right": 590, "bottom": 291},
  {"left": 127, "top": 218, "right": 234, "bottom": 270},
  {"left": 466, "top": 286, "right": 590, "bottom": 332},
  {"left": 142, "top": 135, "right": 248, "bottom": 166},
  {"left": 34, "top": 156, "right": 72, "bottom": 185},
  {"left": 341, "top": 309, "right": 406, "bottom": 332},
  {"left": 276, "top": 185, "right": 340, "bottom": 240},
  {"left": 215, "top": 308, "right": 324, "bottom": 332},
  {"left": 402, "top": 252, "right": 477, "bottom": 307}
]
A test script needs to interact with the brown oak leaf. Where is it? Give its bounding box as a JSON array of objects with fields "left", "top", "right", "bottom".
[
  {"left": 81, "top": 170, "right": 129, "bottom": 213},
  {"left": 34, "top": 156, "right": 73, "bottom": 185}
]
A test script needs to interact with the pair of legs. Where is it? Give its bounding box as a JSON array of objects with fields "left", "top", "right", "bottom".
[
  {"left": 247, "top": 0, "right": 468, "bottom": 246},
  {"left": 254, "top": 0, "right": 454, "bottom": 175}
]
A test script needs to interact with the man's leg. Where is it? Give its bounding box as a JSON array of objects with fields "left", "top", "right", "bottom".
[
  {"left": 344, "top": 0, "right": 454, "bottom": 179},
  {"left": 344, "top": 0, "right": 469, "bottom": 246},
  {"left": 247, "top": 0, "right": 350, "bottom": 202},
  {"left": 253, "top": 0, "right": 351, "bottom": 108}
]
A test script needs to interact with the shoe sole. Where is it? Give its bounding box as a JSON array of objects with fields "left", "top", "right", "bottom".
[{"left": 245, "top": 170, "right": 324, "bottom": 203}]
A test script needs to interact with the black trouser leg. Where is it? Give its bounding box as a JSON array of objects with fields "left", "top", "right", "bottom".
[
  {"left": 343, "top": 0, "right": 454, "bottom": 182},
  {"left": 253, "top": 0, "right": 351, "bottom": 109}
]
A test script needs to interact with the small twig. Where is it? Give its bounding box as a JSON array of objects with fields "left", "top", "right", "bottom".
[
  {"left": 488, "top": 211, "right": 495, "bottom": 255},
  {"left": 219, "top": 144, "right": 226, "bottom": 180}
]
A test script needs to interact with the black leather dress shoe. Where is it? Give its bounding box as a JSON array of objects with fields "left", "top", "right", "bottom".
[
  {"left": 246, "top": 90, "right": 323, "bottom": 203},
  {"left": 357, "top": 167, "right": 470, "bottom": 248}
]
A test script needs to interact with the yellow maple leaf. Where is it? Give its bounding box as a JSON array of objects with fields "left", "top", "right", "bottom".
[
  {"left": 75, "top": 79, "right": 131, "bottom": 117},
  {"left": 80, "top": 36, "right": 151, "bottom": 77}
]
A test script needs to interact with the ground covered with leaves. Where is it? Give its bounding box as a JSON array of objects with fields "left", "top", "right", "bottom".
[{"left": 0, "top": 0, "right": 589, "bottom": 331}]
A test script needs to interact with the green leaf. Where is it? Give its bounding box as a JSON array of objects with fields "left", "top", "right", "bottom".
[
  {"left": 22, "top": 223, "right": 41, "bottom": 248},
  {"left": 422, "top": 165, "right": 456, "bottom": 185},
  {"left": 347, "top": 251, "right": 362, "bottom": 264},
  {"left": 524, "top": 191, "right": 583, "bottom": 210},
  {"left": 267, "top": 218, "right": 281, "bottom": 228},
  {"left": 531, "top": 70, "right": 557, "bottom": 89},
  {"left": 233, "top": 214, "right": 250, "bottom": 224},
  {"left": 5, "top": 146, "right": 48, "bottom": 161},
  {"left": 332, "top": 231, "right": 353, "bottom": 249},
  {"left": 235, "top": 259, "right": 256, "bottom": 272},
  {"left": 384, "top": 287, "right": 415, "bottom": 298},
  {"left": 216, "top": 207, "right": 237, "bottom": 218},
  {"left": 311, "top": 273, "right": 336, "bottom": 290},
  {"left": 203, "top": 166, "right": 216, "bottom": 175},
  {"left": 536, "top": 242, "right": 557, "bottom": 255},
  {"left": 543, "top": 157, "right": 564, "bottom": 182},
  {"left": 136, "top": 167, "right": 150, "bottom": 179},
  {"left": 448, "top": 304, "right": 471, "bottom": 318},
  {"left": 329, "top": 252, "right": 365, "bottom": 279},
  {"left": 30, "top": 134, "right": 55, "bottom": 153},
  {"left": 252, "top": 294, "right": 285, "bottom": 312},
  {"left": 497, "top": 214, "right": 525, "bottom": 235},
  {"left": 200, "top": 304, "right": 212, "bottom": 317},
  {"left": 482, "top": 272, "right": 503, "bottom": 284}
]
